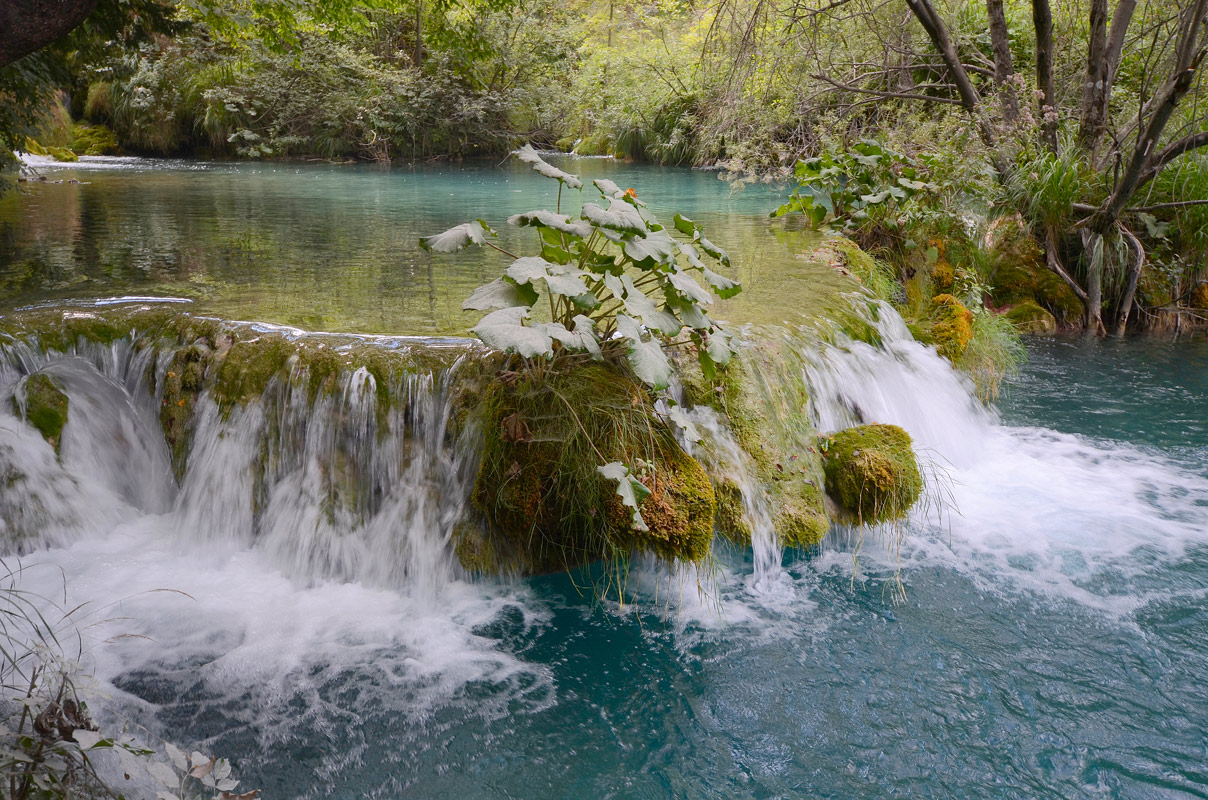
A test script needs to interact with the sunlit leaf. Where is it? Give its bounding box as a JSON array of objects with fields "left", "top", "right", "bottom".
[
  {"left": 619, "top": 275, "right": 682, "bottom": 336},
  {"left": 547, "top": 315, "right": 603, "bottom": 360},
  {"left": 581, "top": 200, "right": 646, "bottom": 235},
  {"left": 506, "top": 256, "right": 590, "bottom": 297},
  {"left": 593, "top": 178, "right": 625, "bottom": 198},
  {"left": 471, "top": 307, "right": 554, "bottom": 358},
  {"left": 701, "top": 266, "right": 741, "bottom": 299},
  {"left": 419, "top": 220, "right": 492, "bottom": 253},
  {"left": 597, "top": 461, "right": 650, "bottom": 531},
  {"left": 463, "top": 277, "right": 539, "bottom": 311},
  {"left": 515, "top": 144, "right": 583, "bottom": 189},
  {"left": 622, "top": 228, "right": 677, "bottom": 267},
  {"left": 695, "top": 233, "right": 731, "bottom": 266},
  {"left": 508, "top": 210, "right": 593, "bottom": 238},
  {"left": 615, "top": 314, "right": 673, "bottom": 389}
]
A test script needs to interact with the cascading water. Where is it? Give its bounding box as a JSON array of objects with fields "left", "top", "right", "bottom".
[{"left": 1, "top": 298, "right": 1206, "bottom": 798}]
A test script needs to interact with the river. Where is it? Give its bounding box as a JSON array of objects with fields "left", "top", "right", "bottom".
[{"left": 2, "top": 156, "right": 1207, "bottom": 799}]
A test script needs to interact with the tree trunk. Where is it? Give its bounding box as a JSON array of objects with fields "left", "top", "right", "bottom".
[
  {"left": 1081, "top": 230, "right": 1107, "bottom": 335},
  {"left": 1114, "top": 224, "right": 1144, "bottom": 337},
  {"left": 1031, "top": 0, "right": 1058, "bottom": 151},
  {"left": 986, "top": 0, "right": 1019, "bottom": 122},
  {"left": 903, "top": 0, "right": 998, "bottom": 147},
  {"left": 0, "top": 0, "right": 97, "bottom": 68},
  {"left": 1078, "top": 0, "right": 1139, "bottom": 158}
]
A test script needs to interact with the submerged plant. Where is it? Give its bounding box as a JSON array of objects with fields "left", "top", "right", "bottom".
[{"left": 421, "top": 146, "right": 742, "bottom": 527}]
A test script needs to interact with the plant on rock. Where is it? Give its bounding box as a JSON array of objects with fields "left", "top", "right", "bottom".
[{"left": 422, "top": 145, "right": 741, "bottom": 561}]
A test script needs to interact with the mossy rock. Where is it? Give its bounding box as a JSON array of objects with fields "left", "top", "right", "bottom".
[
  {"left": 22, "top": 137, "right": 48, "bottom": 156},
  {"left": 574, "top": 131, "right": 616, "bottom": 157},
  {"left": 45, "top": 146, "right": 78, "bottom": 163},
  {"left": 715, "top": 478, "right": 752, "bottom": 545},
  {"left": 1005, "top": 300, "right": 1057, "bottom": 335},
  {"left": 928, "top": 294, "right": 973, "bottom": 360},
  {"left": 70, "top": 123, "right": 120, "bottom": 156},
  {"left": 822, "top": 424, "right": 922, "bottom": 524},
  {"left": 931, "top": 259, "right": 955, "bottom": 292},
  {"left": 471, "top": 362, "right": 715, "bottom": 574},
  {"left": 12, "top": 374, "right": 69, "bottom": 453},
  {"left": 1190, "top": 282, "right": 1208, "bottom": 310}
]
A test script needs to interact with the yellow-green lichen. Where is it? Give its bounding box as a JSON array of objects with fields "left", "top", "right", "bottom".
[{"left": 715, "top": 478, "right": 752, "bottom": 545}]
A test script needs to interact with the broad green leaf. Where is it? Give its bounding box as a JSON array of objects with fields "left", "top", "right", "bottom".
[
  {"left": 673, "top": 213, "right": 697, "bottom": 236},
  {"left": 514, "top": 144, "right": 583, "bottom": 189},
  {"left": 463, "top": 277, "right": 539, "bottom": 311},
  {"left": 506, "top": 256, "right": 590, "bottom": 297},
  {"left": 667, "top": 266, "right": 713, "bottom": 304},
  {"left": 666, "top": 404, "right": 702, "bottom": 443},
  {"left": 616, "top": 314, "right": 673, "bottom": 389},
  {"left": 678, "top": 242, "right": 706, "bottom": 270},
  {"left": 593, "top": 178, "right": 625, "bottom": 198},
  {"left": 860, "top": 190, "right": 891, "bottom": 204},
  {"left": 547, "top": 315, "right": 602, "bottom": 360},
  {"left": 419, "top": 220, "right": 492, "bottom": 253},
  {"left": 706, "top": 328, "right": 735, "bottom": 365},
  {"left": 665, "top": 293, "right": 711, "bottom": 329},
  {"left": 508, "top": 210, "right": 593, "bottom": 238},
  {"left": 622, "top": 228, "right": 677, "bottom": 267},
  {"left": 472, "top": 307, "right": 554, "bottom": 358},
  {"left": 701, "top": 266, "right": 741, "bottom": 299},
  {"left": 597, "top": 461, "right": 651, "bottom": 531},
  {"left": 695, "top": 233, "right": 731, "bottom": 267},
  {"left": 73, "top": 730, "right": 103, "bottom": 749},
  {"left": 581, "top": 200, "right": 646, "bottom": 235},
  {"left": 620, "top": 275, "right": 682, "bottom": 335}
]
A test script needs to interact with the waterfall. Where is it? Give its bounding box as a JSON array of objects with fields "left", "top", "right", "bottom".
[{"left": 0, "top": 318, "right": 478, "bottom": 599}]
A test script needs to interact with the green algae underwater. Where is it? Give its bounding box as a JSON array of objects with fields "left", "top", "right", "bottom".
[{"left": 1, "top": 156, "right": 1207, "bottom": 799}]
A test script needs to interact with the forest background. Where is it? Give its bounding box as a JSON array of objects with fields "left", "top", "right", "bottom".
[{"left": 3, "top": 0, "right": 1208, "bottom": 335}]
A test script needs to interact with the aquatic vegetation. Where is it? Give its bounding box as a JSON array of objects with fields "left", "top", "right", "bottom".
[
  {"left": 424, "top": 146, "right": 740, "bottom": 559},
  {"left": 469, "top": 362, "right": 716, "bottom": 573},
  {"left": 822, "top": 424, "right": 922, "bottom": 524},
  {"left": 11, "top": 374, "right": 68, "bottom": 453}
]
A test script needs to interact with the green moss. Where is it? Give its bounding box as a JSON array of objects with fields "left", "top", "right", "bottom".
[
  {"left": 13, "top": 374, "right": 69, "bottom": 453},
  {"left": 160, "top": 344, "right": 214, "bottom": 479},
  {"left": 1005, "top": 300, "right": 1057, "bottom": 335},
  {"left": 70, "top": 123, "right": 120, "bottom": 156},
  {"left": 715, "top": 478, "right": 752, "bottom": 545},
  {"left": 22, "top": 137, "right": 48, "bottom": 156},
  {"left": 45, "top": 146, "right": 78, "bottom": 163},
  {"left": 928, "top": 294, "right": 974, "bottom": 360},
  {"left": 471, "top": 362, "right": 715, "bottom": 574},
  {"left": 771, "top": 475, "right": 829, "bottom": 547},
  {"left": 213, "top": 337, "right": 295, "bottom": 412},
  {"left": 931, "top": 259, "right": 955, "bottom": 292},
  {"left": 822, "top": 424, "right": 922, "bottom": 524}
]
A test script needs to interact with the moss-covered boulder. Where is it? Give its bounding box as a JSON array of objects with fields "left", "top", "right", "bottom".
[
  {"left": 467, "top": 362, "right": 715, "bottom": 574},
  {"left": 1005, "top": 300, "right": 1058, "bottom": 335},
  {"left": 928, "top": 294, "right": 974, "bottom": 360},
  {"left": 822, "top": 424, "right": 922, "bottom": 524},
  {"left": 12, "top": 374, "right": 69, "bottom": 453}
]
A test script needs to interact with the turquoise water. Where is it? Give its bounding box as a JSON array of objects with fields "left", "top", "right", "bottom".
[
  {"left": 2, "top": 156, "right": 838, "bottom": 334},
  {"left": 3, "top": 157, "right": 1208, "bottom": 799}
]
